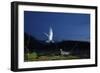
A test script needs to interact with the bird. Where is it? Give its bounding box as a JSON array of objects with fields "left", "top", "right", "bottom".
[
  {"left": 44, "top": 27, "right": 54, "bottom": 43},
  {"left": 60, "top": 49, "right": 70, "bottom": 56}
]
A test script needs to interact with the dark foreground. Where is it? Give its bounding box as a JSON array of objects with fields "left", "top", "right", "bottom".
[{"left": 24, "top": 33, "right": 90, "bottom": 62}]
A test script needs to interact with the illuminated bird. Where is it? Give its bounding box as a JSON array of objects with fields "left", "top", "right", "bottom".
[{"left": 44, "top": 27, "right": 54, "bottom": 43}]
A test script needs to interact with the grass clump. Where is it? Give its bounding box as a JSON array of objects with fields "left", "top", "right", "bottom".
[{"left": 25, "top": 52, "right": 38, "bottom": 61}]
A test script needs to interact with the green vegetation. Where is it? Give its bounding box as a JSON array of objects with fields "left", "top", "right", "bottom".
[
  {"left": 24, "top": 52, "right": 38, "bottom": 61},
  {"left": 24, "top": 52, "right": 80, "bottom": 62}
]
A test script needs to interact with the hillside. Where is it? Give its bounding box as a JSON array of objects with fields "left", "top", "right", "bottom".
[{"left": 24, "top": 33, "right": 90, "bottom": 61}]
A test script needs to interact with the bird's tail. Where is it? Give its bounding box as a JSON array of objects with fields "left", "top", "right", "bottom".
[{"left": 46, "top": 40, "right": 54, "bottom": 43}]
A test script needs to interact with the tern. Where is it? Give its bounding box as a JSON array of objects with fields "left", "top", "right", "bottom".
[{"left": 44, "top": 27, "right": 54, "bottom": 43}]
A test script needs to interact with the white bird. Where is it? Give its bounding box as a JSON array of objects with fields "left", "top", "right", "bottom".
[
  {"left": 60, "top": 49, "right": 70, "bottom": 56},
  {"left": 44, "top": 27, "right": 54, "bottom": 43}
]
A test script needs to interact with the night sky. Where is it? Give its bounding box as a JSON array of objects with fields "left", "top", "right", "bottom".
[{"left": 24, "top": 11, "right": 90, "bottom": 42}]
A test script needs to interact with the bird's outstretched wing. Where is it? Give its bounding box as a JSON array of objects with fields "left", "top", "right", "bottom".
[{"left": 44, "top": 33, "right": 49, "bottom": 37}]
